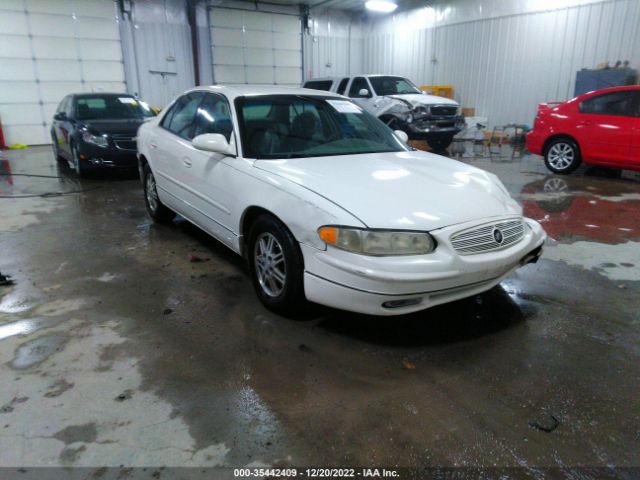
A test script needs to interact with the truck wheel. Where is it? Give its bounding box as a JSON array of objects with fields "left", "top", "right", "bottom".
[{"left": 427, "top": 137, "right": 453, "bottom": 151}]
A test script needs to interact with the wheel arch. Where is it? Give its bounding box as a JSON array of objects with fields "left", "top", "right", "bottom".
[
  {"left": 542, "top": 133, "right": 580, "bottom": 156},
  {"left": 240, "top": 206, "right": 289, "bottom": 257}
]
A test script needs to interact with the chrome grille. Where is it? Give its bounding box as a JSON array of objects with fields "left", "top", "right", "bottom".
[
  {"left": 111, "top": 134, "right": 137, "bottom": 151},
  {"left": 450, "top": 219, "right": 525, "bottom": 254}
]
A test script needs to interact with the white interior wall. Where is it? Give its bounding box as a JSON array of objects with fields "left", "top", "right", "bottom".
[
  {"left": 303, "top": 9, "right": 365, "bottom": 80},
  {"left": 362, "top": 0, "right": 640, "bottom": 127},
  {"left": 119, "top": 0, "right": 195, "bottom": 109},
  {"left": 0, "top": 0, "right": 126, "bottom": 146},
  {"left": 209, "top": 4, "right": 302, "bottom": 86}
]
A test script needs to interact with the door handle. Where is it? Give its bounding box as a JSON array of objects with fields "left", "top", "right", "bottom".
[
  {"left": 150, "top": 141, "right": 158, "bottom": 149},
  {"left": 578, "top": 121, "right": 592, "bottom": 126},
  {"left": 183, "top": 158, "right": 192, "bottom": 168}
]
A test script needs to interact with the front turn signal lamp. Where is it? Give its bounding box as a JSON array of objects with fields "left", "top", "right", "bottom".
[{"left": 318, "top": 226, "right": 435, "bottom": 256}]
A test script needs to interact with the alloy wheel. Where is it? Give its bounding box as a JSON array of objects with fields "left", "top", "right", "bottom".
[
  {"left": 547, "top": 142, "right": 575, "bottom": 170},
  {"left": 145, "top": 173, "right": 159, "bottom": 213},
  {"left": 253, "top": 232, "right": 286, "bottom": 297}
]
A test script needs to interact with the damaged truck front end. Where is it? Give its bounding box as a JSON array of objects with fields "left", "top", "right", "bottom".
[{"left": 378, "top": 97, "right": 464, "bottom": 150}]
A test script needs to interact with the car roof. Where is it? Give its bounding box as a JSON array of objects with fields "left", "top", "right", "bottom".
[
  {"left": 578, "top": 85, "right": 640, "bottom": 98},
  {"left": 72, "top": 92, "right": 136, "bottom": 98},
  {"left": 188, "top": 84, "right": 346, "bottom": 99}
]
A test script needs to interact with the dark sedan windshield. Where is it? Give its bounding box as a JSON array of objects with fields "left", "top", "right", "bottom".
[
  {"left": 235, "top": 95, "right": 407, "bottom": 159},
  {"left": 369, "top": 76, "right": 422, "bottom": 96},
  {"left": 75, "top": 95, "right": 155, "bottom": 120}
]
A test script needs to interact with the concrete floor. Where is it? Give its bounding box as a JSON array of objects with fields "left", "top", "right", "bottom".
[{"left": 0, "top": 143, "right": 639, "bottom": 475}]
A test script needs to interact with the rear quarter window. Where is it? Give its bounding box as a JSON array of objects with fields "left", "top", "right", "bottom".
[{"left": 579, "top": 91, "right": 636, "bottom": 116}]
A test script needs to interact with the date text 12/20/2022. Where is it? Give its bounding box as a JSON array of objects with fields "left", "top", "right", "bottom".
[{"left": 233, "top": 468, "right": 400, "bottom": 478}]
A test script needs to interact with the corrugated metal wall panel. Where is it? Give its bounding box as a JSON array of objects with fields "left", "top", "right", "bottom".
[
  {"left": 303, "top": 9, "right": 364, "bottom": 79},
  {"left": 209, "top": 6, "right": 302, "bottom": 86},
  {"left": 362, "top": 0, "right": 640, "bottom": 128},
  {"left": 119, "top": 0, "right": 194, "bottom": 108}
]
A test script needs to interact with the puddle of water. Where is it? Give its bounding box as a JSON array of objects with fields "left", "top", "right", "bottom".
[
  {"left": 0, "top": 318, "right": 43, "bottom": 341},
  {"left": 10, "top": 333, "right": 69, "bottom": 370},
  {"left": 544, "top": 241, "right": 640, "bottom": 282},
  {"left": 97, "top": 273, "right": 116, "bottom": 283},
  {"left": 522, "top": 176, "right": 640, "bottom": 244}
]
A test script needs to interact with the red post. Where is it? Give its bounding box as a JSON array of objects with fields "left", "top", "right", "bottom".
[{"left": 0, "top": 116, "right": 6, "bottom": 149}]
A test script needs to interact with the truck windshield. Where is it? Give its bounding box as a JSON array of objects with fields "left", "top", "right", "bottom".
[
  {"left": 369, "top": 76, "right": 422, "bottom": 96},
  {"left": 235, "top": 95, "right": 407, "bottom": 159}
]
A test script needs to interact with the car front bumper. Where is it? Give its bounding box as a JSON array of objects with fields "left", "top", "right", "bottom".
[
  {"left": 301, "top": 217, "right": 546, "bottom": 316},
  {"left": 404, "top": 116, "right": 465, "bottom": 140},
  {"left": 78, "top": 142, "right": 138, "bottom": 169}
]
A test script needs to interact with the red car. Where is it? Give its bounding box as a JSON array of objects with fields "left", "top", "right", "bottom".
[{"left": 526, "top": 86, "right": 640, "bottom": 174}]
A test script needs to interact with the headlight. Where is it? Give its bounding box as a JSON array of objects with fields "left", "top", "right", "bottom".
[
  {"left": 82, "top": 132, "right": 108, "bottom": 148},
  {"left": 318, "top": 226, "right": 436, "bottom": 256}
]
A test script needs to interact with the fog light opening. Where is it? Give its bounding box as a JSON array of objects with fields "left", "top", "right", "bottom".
[{"left": 382, "top": 298, "right": 422, "bottom": 309}]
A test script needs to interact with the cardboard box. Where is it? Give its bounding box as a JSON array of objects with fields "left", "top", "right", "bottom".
[{"left": 462, "top": 108, "right": 475, "bottom": 117}]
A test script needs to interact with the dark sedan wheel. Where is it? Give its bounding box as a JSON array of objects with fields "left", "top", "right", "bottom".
[
  {"left": 142, "top": 163, "right": 175, "bottom": 223},
  {"left": 51, "top": 134, "right": 64, "bottom": 162},
  {"left": 71, "top": 142, "right": 85, "bottom": 177},
  {"left": 248, "top": 214, "right": 306, "bottom": 314},
  {"left": 544, "top": 138, "right": 581, "bottom": 174}
]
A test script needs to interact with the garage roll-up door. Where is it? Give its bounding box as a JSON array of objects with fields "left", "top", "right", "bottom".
[
  {"left": 0, "top": 0, "right": 126, "bottom": 145},
  {"left": 209, "top": 7, "right": 302, "bottom": 86}
]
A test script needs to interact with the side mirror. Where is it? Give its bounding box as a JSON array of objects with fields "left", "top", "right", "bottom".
[
  {"left": 358, "top": 88, "right": 370, "bottom": 98},
  {"left": 192, "top": 133, "right": 236, "bottom": 156},
  {"left": 394, "top": 130, "right": 409, "bottom": 143},
  {"left": 53, "top": 112, "right": 67, "bottom": 121}
]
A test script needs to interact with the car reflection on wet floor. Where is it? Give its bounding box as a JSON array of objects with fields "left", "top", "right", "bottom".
[{"left": 521, "top": 174, "right": 640, "bottom": 244}]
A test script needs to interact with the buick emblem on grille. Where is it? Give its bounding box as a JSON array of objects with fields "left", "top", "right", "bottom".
[{"left": 493, "top": 228, "right": 504, "bottom": 244}]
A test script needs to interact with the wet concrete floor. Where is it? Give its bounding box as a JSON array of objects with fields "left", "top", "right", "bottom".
[{"left": 0, "top": 144, "right": 639, "bottom": 474}]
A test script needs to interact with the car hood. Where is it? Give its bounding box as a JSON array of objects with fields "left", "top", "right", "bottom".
[
  {"left": 81, "top": 118, "right": 147, "bottom": 135},
  {"left": 254, "top": 151, "right": 522, "bottom": 231},
  {"left": 388, "top": 94, "right": 459, "bottom": 108}
]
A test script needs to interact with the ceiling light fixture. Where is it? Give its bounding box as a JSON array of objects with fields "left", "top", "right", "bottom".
[{"left": 365, "top": 0, "right": 398, "bottom": 13}]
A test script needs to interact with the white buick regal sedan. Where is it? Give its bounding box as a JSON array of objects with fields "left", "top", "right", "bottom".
[{"left": 137, "top": 86, "right": 546, "bottom": 316}]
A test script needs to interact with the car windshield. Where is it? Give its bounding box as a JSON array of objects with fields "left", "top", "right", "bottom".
[
  {"left": 75, "top": 95, "right": 155, "bottom": 120},
  {"left": 369, "top": 76, "right": 422, "bottom": 96},
  {"left": 236, "top": 95, "right": 407, "bottom": 159}
]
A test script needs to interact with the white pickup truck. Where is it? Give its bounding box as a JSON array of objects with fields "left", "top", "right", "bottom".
[{"left": 303, "top": 75, "right": 464, "bottom": 150}]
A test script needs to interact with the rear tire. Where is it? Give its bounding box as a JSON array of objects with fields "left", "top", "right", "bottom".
[
  {"left": 142, "top": 163, "right": 175, "bottom": 223},
  {"left": 544, "top": 137, "right": 581, "bottom": 174},
  {"left": 427, "top": 136, "right": 453, "bottom": 151},
  {"left": 247, "top": 214, "right": 306, "bottom": 315}
]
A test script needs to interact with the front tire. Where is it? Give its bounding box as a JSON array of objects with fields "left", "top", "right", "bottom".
[
  {"left": 142, "top": 163, "right": 175, "bottom": 223},
  {"left": 51, "top": 133, "right": 64, "bottom": 162},
  {"left": 427, "top": 136, "right": 453, "bottom": 151},
  {"left": 247, "top": 214, "right": 306, "bottom": 314},
  {"left": 544, "top": 137, "right": 581, "bottom": 174},
  {"left": 71, "top": 142, "right": 85, "bottom": 177}
]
